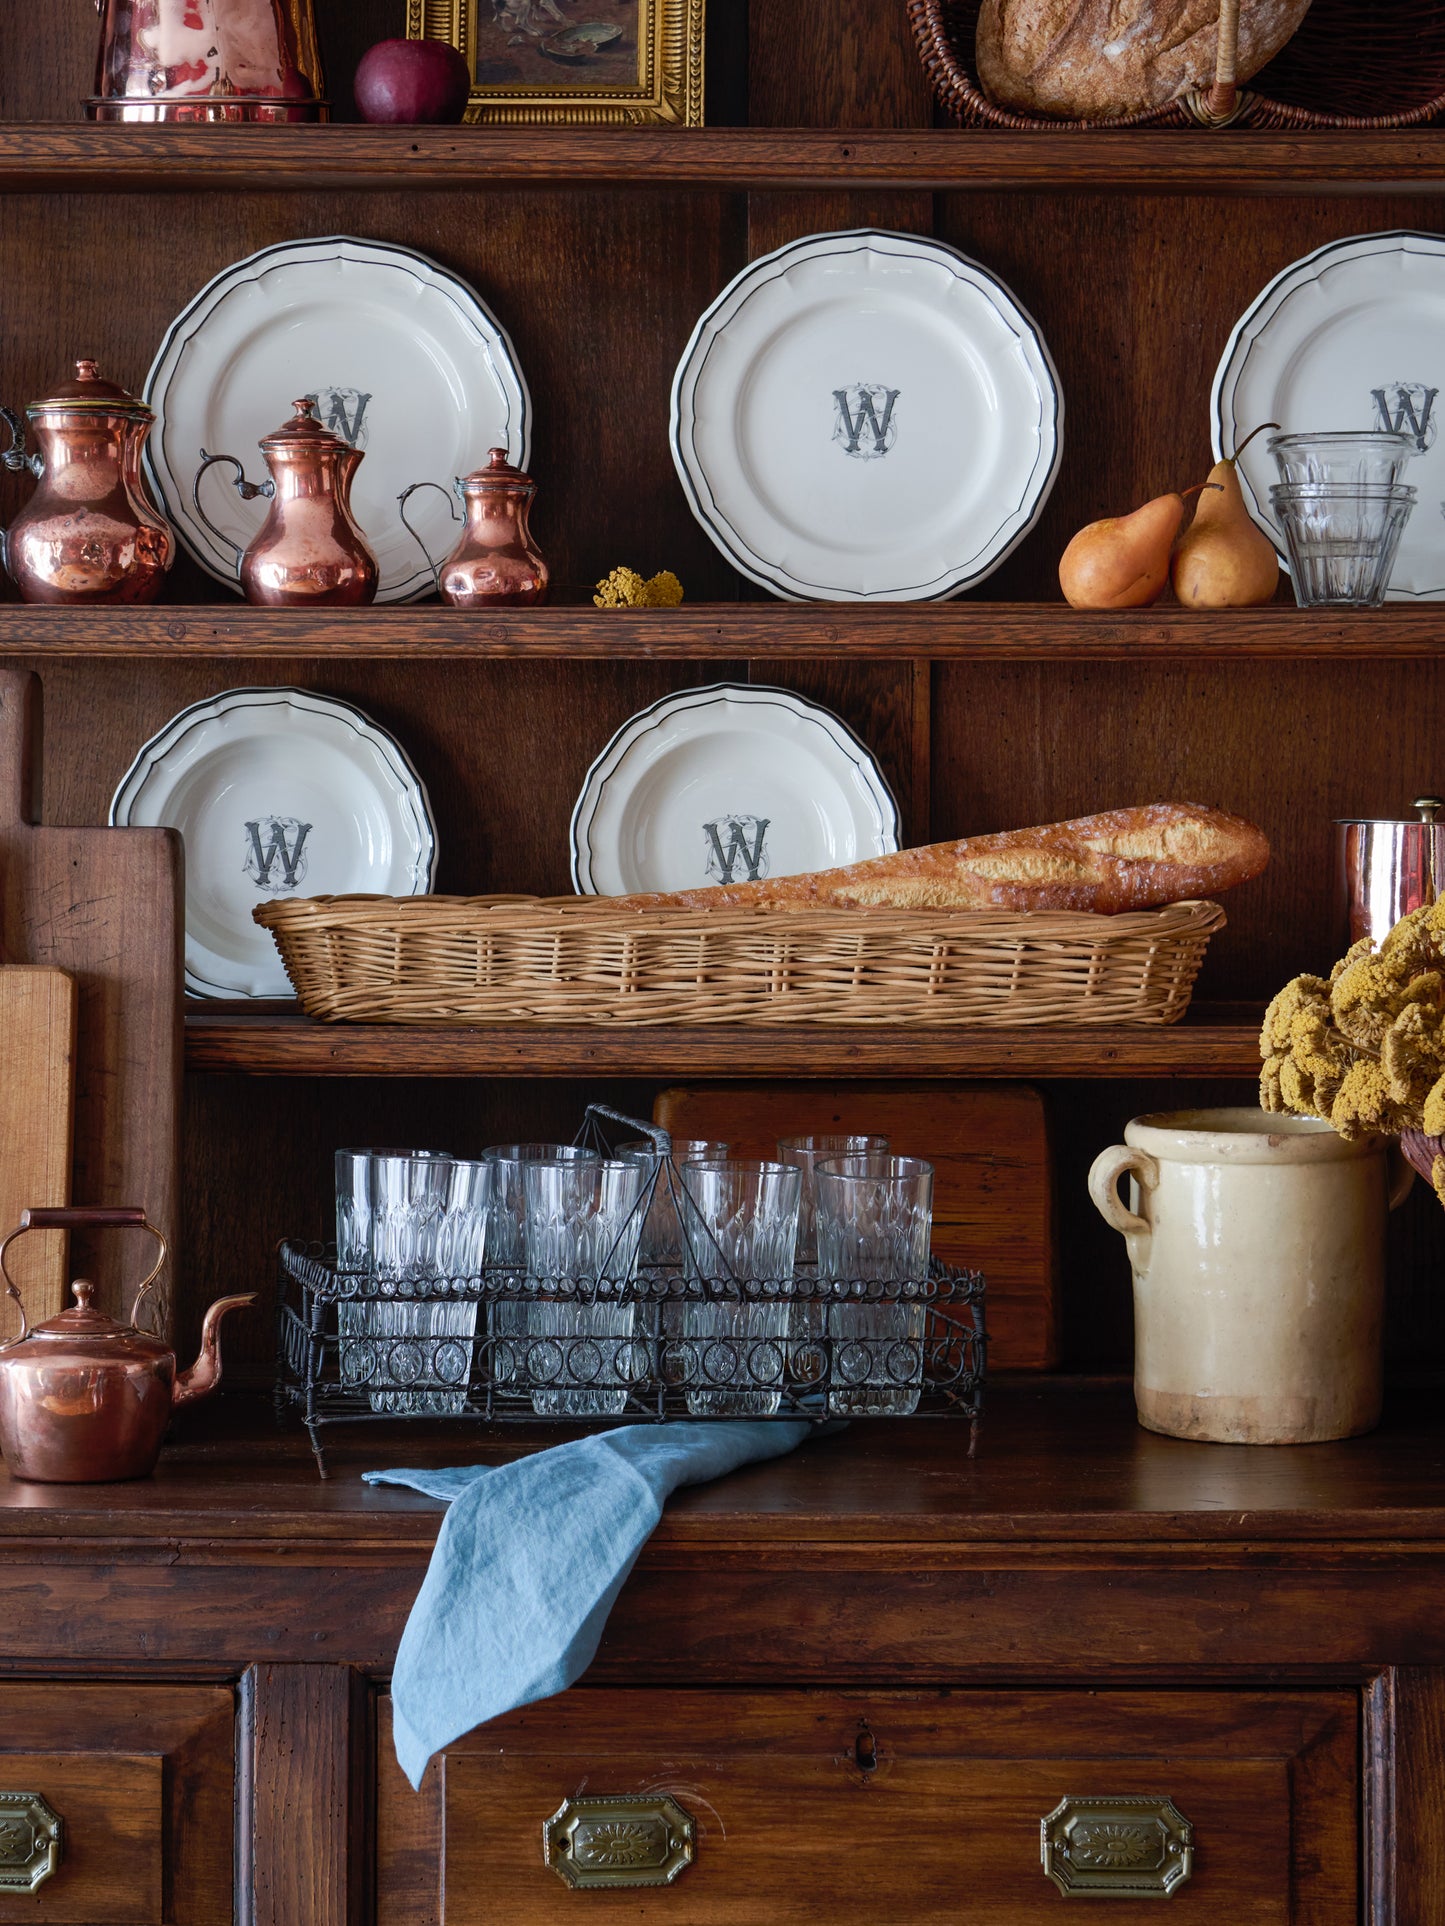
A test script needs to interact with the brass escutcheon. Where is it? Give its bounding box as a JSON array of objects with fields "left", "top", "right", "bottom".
[
  {"left": 1041, "top": 1795, "right": 1193, "bottom": 1898},
  {"left": 544, "top": 1793, "right": 695, "bottom": 1890},
  {"left": 0, "top": 1791, "right": 63, "bottom": 1893}
]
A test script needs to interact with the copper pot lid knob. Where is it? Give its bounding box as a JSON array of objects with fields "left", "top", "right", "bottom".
[{"left": 1415, "top": 796, "right": 1444, "bottom": 822}]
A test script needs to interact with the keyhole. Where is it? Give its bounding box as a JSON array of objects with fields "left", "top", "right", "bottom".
[{"left": 854, "top": 1724, "right": 877, "bottom": 1773}]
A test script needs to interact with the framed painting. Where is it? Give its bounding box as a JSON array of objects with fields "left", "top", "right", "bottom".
[{"left": 405, "top": 0, "right": 704, "bottom": 125}]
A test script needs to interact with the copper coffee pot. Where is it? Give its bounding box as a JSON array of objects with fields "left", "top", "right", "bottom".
[
  {"left": 0, "top": 1207, "right": 254, "bottom": 1484},
  {"left": 88, "top": 0, "right": 327, "bottom": 122},
  {"left": 0, "top": 361, "right": 176, "bottom": 605},
  {"left": 398, "top": 448, "right": 549, "bottom": 608},
  {"left": 193, "top": 400, "right": 379, "bottom": 607}
]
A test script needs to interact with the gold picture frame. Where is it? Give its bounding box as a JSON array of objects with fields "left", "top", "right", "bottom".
[{"left": 406, "top": 0, "right": 704, "bottom": 126}]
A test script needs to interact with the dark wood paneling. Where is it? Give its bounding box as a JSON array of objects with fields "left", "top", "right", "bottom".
[
  {"left": 240, "top": 1663, "right": 369, "bottom": 1926},
  {"left": 748, "top": 0, "right": 934, "bottom": 128},
  {"left": 1380, "top": 1668, "right": 1445, "bottom": 1926}
]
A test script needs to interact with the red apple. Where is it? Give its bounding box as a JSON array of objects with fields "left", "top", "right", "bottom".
[{"left": 354, "top": 39, "right": 471, "bottom": 125}]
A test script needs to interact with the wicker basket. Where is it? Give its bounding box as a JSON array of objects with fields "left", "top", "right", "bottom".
[
  {"left": 253, "top": 893, "right": 1226, "bottom": 1028},
  {"left": 909, "top": 0, "right": 1445, "bottom": 130}
]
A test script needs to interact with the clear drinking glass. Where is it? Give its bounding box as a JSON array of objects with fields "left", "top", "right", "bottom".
[
  {"left": 777, "top": 1134, "right": 889, "bottom": 1382},
  {"left": 522, "top": 1156, "right": 648, "bottom": 1417},
  {"left": 676, "top": 1159, "right": 801, "bottom": 1417},
  {"left": 483, "top": 1143, "right": 597, "bottom": 1397},
  {"left": 616, "top": 1139, "right": 730, "bottom": 1268},
  {"left": 334, "top": 1149, "right": 485, "bottom": 1415},
  {"left": 1268, "top": 430, "right": 1414, "bottom": 489},
  {"left": 815, "top": 1154, "right": 933, "bottom": 1417},
  {"left": 1269, "top": 482, "right": 1416, "bottom": 608}
]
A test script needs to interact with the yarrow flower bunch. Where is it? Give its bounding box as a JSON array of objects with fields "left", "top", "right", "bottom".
[{"left": 1261, "top": 898, "right": 1445, "bottom": 1204}]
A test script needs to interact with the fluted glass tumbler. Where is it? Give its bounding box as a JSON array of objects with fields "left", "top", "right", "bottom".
[
  {"left": 1270, "top": 482, "right": 1415, "bottom": 608},
  {"left": 483, "top": 1143, "right": 595, "bottom": 1394},
  {"left": 816, "top": 1155, "right": 933, "bottom": 1416},
  {"left": 616, "top": 1138, "right": 730, "bottom": 1268},
  {"left": 677, "top": 1160, "right": 801, "bottom": 1416},
  {"left": 522, "top": 1157, "right": 648, "bottom": 1417}
]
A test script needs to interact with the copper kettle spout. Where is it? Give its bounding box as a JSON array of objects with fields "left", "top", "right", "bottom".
[{"left": 174, "top": 1294, "right": 257, "bottom": 1409}]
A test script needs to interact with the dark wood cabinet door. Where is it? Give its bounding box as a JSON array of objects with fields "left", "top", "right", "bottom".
[{"left": 377, "top": 1686, "right": 1356, "bottom": 1923}]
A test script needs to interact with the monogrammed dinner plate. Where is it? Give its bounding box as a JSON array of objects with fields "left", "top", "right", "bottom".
[
  {"left": 1213, "top": 230, "right": 1445, "bottom": 600},
  {"left": 111, "top": 688, "right": 437, "bottom": 999},
  {"left": 570, "top": 683, "right": 899, "bottom": 896},
  {"left": 145, "top": 236, "right": 529, "bottom": 605},
  {"left": 670, "top": 229, "right": 1062, "bottom": 601}
]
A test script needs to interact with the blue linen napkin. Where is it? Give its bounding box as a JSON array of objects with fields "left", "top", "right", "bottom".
[{"left": 365, "top": 1420, "right": 815, "bottom": 1787}]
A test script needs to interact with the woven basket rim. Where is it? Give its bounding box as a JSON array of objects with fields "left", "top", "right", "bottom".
[{"left": 253, "top": 892, "right": 1227, "bottom": 938}]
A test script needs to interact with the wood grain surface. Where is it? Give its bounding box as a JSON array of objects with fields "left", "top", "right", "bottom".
[
  {"left": 379, "top": 1688, "right": 1355, "bottom": 1925},
  {"left": 0, "top": 675, "right": 181, "bottom": 1329},
  {"left": 654, "top": 1080, "right": 1056, "bottom": 1368},
  {"left": 0, "top": 967, "right": 74, "bottom": 1325},
  {"left": 240, "top": 1664, "right": 368, "bottom": 1926}
]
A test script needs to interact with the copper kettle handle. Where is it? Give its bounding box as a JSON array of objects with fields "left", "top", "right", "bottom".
[
  {"left": 397, "top": 479, "right": 462, "bottom": 596},
  {"left": 193, "top": 451, "right": 274, "bottom": 573},
  {"left": 0, "top": 1207, "right": 169, "bottom": 1342}
]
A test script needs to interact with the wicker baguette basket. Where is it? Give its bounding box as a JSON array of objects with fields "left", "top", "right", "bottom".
[
  {"left": 909, "top": 0, "right": 1445, "bottom": 130},
  {"left": 253, "top": 893, "right": 1226, "bottom": 1027}
]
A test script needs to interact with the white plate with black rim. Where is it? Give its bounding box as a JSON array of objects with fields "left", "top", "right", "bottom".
[
  {"left": 1213, "top": 229, "right": 1445, "bottom": 601},
  {"left": 670, "top": 228, "right": 1063, "bottom": 603},
  {"left": 145, "top": 235, "right": 530, "bottom": 606},
  {"left": 570, "top": 683, "right": 900, "bottom": 896},
  {"left": 111, "top": 687, "right": 438, "bottom": 999}
]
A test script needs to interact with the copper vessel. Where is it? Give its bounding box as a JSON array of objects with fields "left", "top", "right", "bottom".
[
  {"left": 1337, "top": 797, "right": 1445, "bottom": 946},
  {"left": 0, "top": 361, "right": 176, "bottom": 605},
  {"left": 399, "top": 448, "right": 549, "bottom": 609},
  {"left": 193, "top": 400, "right": 379, "bottom": 608},
  {"left": 88, "top": 0, "right": 327, "bottom": 122},
  {"left": 0, "top": 1207, "right": 254, "bottom": 1484}
]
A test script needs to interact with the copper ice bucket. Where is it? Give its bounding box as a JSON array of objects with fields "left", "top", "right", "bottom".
[
  {"left": 1336, "top": 797, "right": 1445, "bottom": 947},
  {"left": 88, "top": 0, "right": 327, "bottom": 122}
]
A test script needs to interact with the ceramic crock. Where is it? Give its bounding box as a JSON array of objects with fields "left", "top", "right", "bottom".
[{"left": 1088, "top": 1108, "right": 1413, "bottom": 1445}]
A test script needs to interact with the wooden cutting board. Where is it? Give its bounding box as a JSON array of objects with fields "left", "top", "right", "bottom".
[
  {"left": 0, "top": 672, "right": 182, "bottom": 1331},
  {"left": 654, "top": 1082, "right": 1057, "bottom": 1370},
  {"left": 0, "top": 966, "right": 76, "bottom": 1325}
]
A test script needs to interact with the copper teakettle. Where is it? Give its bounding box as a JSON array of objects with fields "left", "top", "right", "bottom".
[
  {"left": 193, "top": 399, "right": 379, "bottom": 607},
  {"left": 0, "top": 361, "right": 177, "bottom": 604},
  {"left": 0, "top": 1207, "right": 254, "bottom": 1483},
  {"left": 398, "top": 448, "right": 549, "bottom": 609},
  {"left": 88, "top": 0, "right": 327, "bottom": 122}
]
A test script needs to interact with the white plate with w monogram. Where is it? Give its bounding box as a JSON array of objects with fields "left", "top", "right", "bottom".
[
  {"left": 670, "top": 228, "right": 1062, "bottom": 601},
  {"left": 1214, "top": 230, "right": 1445, "bottom": 600},
  {"left": 145, "top": 235, "right": 529, "bottom": 605},
  {"left": 570, "top": 683, "right": 899, "bottom": 896},
  {"left": 111, "top": 688, "right": 437, "bottom": 999}
]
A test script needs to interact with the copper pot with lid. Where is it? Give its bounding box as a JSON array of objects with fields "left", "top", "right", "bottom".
[
  {"left": 0, "top": 1207, "right": 254, "bottom": 1483},
  {"left": 87, "top": 0, "right": 327, "bottom": 123},
  {"left": 0, "top": 361, "right": 177, "bottom": 604},
  {"left": 398, "top": 448, "right": 549, "bottom": 608},
  {"left": 192, "top": 399, "right": 379, "bottom": 607},
  {"left": 1336, "top": 796, "right": 1445, "bottom": 946}
]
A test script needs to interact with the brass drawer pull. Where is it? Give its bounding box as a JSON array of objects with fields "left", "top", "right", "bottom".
[
  {"left": 0, "top": 1791, "right": 62, "bottom": 1893},
  {"left": 1041, "top": 1795, "right": 1193, "bottom": 1898},
  {"left": 545, "top": 1794, "right": 695, "bottom": 1890}
]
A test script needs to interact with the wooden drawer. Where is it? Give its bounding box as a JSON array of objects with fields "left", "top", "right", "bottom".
[
  {"left": 377, "top": 1687, "right": 1356, "bottom": 1922},
  {"left": 0, "top": 1684, "right": 232, "bottom": 1923}
]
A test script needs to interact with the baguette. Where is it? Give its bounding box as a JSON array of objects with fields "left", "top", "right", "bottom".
[{"left": 611, "top": 803, "right": 1268, "bottom": 916}]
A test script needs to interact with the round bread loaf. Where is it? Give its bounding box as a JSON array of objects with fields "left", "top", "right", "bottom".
[{"left": 976, "top": 0, "right": 1313, "bottom": 120}]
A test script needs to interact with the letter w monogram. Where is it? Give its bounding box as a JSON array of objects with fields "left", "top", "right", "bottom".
[
  {"left": 306, "top": 390, "right": 372, "bottom": 444},
  {"left": 245, "top": 819, "right": 311, "bottom": 888},
  {"left": 1372, "top": 384, "right": 1438, "bottom": 452},
  {"left": 705, "top": 818, "right": 770, "bottom": 884},
  {"left": 834, "top": 387, "right": 899, "bottom": 456}
]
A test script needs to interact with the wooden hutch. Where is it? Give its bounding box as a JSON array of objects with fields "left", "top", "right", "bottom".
[{"left": 0, "top": 3, "right": 1443, "bottom": 1919}]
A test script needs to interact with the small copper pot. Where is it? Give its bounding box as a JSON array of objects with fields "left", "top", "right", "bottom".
[
  {"left": 398, "top": 448, "right": 549, "bottom": 609},
  {"left": 0, "top": 1207, "right": 254, "bottom": 1484},
  {"left": 1, "top": 361, "right": 176, "bottom": 604},
  {"left": 193, "top": 400, "right": 379, "bottom": 607},
  {"left": 88, "top": 0, "right": 327, "bottom": 122}
]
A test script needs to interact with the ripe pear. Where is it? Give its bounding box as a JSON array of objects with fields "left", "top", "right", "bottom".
[
  {"left": 1058, "top": 491, "right": 1189, "bottom": 610},
  {"left": 1172, "top": 452, "right": 1279, "bottom": 609}
]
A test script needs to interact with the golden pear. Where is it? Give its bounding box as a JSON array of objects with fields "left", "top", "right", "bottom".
[
  {"left": 1171, "top": 455, "right": 1279, "bottom": 609},
  {"left": 1058, "top": 491, "right": 1187, "bottom": 610}
]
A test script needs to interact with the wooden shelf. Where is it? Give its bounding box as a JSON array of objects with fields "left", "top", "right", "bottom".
[
  {"left": 183, "top": 1002, "right": 1264, "bottom": 1077},
  {"left": 2, "top": 603, "right": 1442, "bottom": 661},
  {"left": 4, "top": 124, "right": 1445, "bottom": 194}
]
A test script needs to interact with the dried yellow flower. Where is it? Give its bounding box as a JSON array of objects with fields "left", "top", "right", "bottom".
[{"left": 593, "top": 566, "right": 685, "bottom": 609}]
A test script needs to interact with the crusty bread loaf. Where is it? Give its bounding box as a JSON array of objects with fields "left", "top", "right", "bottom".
[
  {"left": 611, "top": 804, "right": 1269, "bottom": 916},
  {"left": 976, "top": 0, "right": 1313, "bottom": 121}
]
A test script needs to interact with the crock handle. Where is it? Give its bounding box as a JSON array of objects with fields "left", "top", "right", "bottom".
[{"left": 1087, "top": 1144, "right": 1158, "bottom": 1269}]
